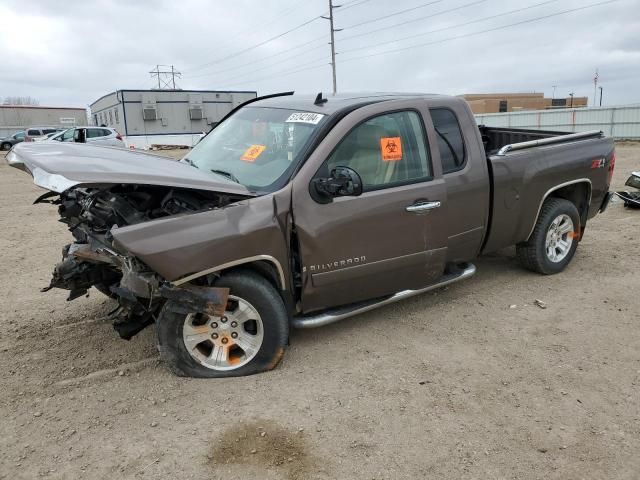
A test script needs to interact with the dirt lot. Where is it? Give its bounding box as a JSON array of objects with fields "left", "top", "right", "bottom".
[{"left": 0, "top": 144, "right": 639, "bottom": 480}]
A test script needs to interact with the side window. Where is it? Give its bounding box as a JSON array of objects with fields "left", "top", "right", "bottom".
[
  {"left": 429, "top": 109, "right": 466, "bottom": 174},
  {"left": 325, "top": 110, "right": 431, "bottom": 191},
  {"left": 60, "top": 129, "right": 74, "bottom": 141},
  {"left": 102, "top": 129, "right": 112, "bottom": 136},
  {"left": 14, "top": 132, "right": 25, "bottom": 140},
  {"left": 27, "top": 129, "right": 40, "bottom": 136},
  {"left": 87, "top": 128, "right": 106, "bottom": 138}
]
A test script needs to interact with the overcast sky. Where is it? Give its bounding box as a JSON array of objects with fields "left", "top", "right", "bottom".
[{"left": 1, "top": 0, "right": 638, "bottom": 108}]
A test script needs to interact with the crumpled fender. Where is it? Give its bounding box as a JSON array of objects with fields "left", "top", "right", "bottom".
[{"left": 111, "top": 188, "right": 292, "bottom": 288}]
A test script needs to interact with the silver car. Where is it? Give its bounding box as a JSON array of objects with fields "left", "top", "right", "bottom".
[{"left": 47, "top": 127, "right": 125, "bottom": 148}]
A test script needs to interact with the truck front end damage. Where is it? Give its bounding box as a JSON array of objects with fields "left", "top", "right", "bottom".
[{"left": 38, "top": 184, "right": 234, "bottom": 339}]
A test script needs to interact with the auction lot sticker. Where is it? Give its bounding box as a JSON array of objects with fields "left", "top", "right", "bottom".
[
  {"left": 380, "top": 137, "right": 403, "bottom": 161},
  {"left": 241, "top": 144, "right": 266, "bottom": 162},
  {"left": 285, "top": 112, "right": 325, "bottom": 124}
]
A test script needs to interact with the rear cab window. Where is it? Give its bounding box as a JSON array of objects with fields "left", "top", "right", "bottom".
[
  {"left": 429, "top": 108, "right": 466, "bottom": 174},
  {"left": 324, "top": 110, "right": 432, "bottom": 191}
]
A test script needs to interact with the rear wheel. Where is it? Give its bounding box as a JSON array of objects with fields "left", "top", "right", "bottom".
[
  {"left": 1, "top": 142, "right": 12, "bottom": 151},
  {"left": 516, "top": 198, "right": 581, "bottom": 275},
  {"left": 156, "top": 271, "right": 288, "bottom": 378}
]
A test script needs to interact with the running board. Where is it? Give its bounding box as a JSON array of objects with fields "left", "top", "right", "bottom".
[{"left": 292, "top": 262, "right": 476, "bottom": 329}]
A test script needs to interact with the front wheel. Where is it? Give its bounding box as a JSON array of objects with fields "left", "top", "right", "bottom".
[
  {"left": 1, "top": 142, "right": 12, "bottom": 151},
  {"left": 516, "top": 198, "right": 581, "bottom": 275},
  {"left": 156, "top": 271, "right": 289, "bottom": 378}
]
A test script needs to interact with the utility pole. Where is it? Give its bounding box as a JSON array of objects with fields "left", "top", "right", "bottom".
[
  {"left": 150, "top": 65, "right": 182, "bottom": 90},
  {"left": 552, "top": 85, "right": 557, "bottom": 100},
  {"left": 569, "top": 92, "right": 574, "bottom": 108},
  {"left": 322, "top": 1, "right": 342, "bottom": 95},
  {"left": 599, "top": 86, "right": 603, "bottom": 106}
]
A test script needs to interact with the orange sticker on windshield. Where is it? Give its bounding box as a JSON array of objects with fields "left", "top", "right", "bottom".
[
  {"left": 241, "top": 144, "right": 266, "bottom": 162},
  {"left": 380, "top": 137, "right": 402, "bottom": 161}
]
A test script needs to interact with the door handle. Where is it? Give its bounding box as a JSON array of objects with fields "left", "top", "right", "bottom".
[{"left": 405, "top": 201, "right": 441, "bottom": 213}]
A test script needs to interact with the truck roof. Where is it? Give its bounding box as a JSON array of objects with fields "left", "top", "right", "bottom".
[{"left": 250, "top": 92, "right": 450, "bottom": 114}]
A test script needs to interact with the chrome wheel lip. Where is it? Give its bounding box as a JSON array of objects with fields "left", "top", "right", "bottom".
[
  {"left": 182, "top": 295, "right": 264, "bottom": 371},
  {"left": 545, "top": 214, "right": 574, "bottom": 263}
]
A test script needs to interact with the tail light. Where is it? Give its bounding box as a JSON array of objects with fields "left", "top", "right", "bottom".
[
  {"left": 115, "top": 133, "right": 123, "bottom": 141},
  {"left": 607, "top": 151, "right": 616, "bottom": 186}
]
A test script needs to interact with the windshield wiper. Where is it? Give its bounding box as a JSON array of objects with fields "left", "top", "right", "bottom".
[{"left": 210, "top": 169, "right": 241, "bottom": 184}]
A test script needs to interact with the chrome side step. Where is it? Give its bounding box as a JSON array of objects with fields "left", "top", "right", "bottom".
[{"left": 292, "top": 262, "right": 476, "bottom": 329}]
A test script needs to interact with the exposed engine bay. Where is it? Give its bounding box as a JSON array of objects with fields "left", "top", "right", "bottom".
[{"left": 39, "top": 185, "right": 240, "bottom": 339}]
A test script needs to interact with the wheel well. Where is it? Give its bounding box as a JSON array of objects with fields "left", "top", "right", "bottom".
[
  {"left": 223, "top": 261, "right": 281, "bottom": 291},
  {"left": 217, "top": 261, "right": 296, "bottom": 317},
  {"left": 546, "top": 181, "right": 591, "bottom": 228}
]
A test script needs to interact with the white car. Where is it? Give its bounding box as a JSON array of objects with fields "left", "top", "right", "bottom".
[{"left": 47, "top": 127, "right": 125, "bottom": 148}]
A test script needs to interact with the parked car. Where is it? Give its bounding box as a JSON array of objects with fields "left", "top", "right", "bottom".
[
  {"left": 24, "top": 126, "right": 62, "bottom": 142},
  {"left": 0, "top": 131, "right": 25, "bottom": 150},
  {"left": 47, "top": 127, "right": 124, "bottom": 147},
  {"left": 6, "top": 92, "right": 615, "bottom": 378}
]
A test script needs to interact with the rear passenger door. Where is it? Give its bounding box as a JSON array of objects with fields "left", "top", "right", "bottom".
[
  {"left": 86, "top": 128, "right": 110, "bottom": 146},
  {"left": 427, "top": 105, "right": 490, "bottom": 262},
  {"left": 292, "top": 101, "right": 448, "bottom": 312}
]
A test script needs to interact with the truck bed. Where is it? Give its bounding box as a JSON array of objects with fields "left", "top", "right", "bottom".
[
  {"left": 479, "top": 127, "right": 614, "bottom": 254},
  {"left": 479, "top": 126, "right": 600, "bottom": 156}
]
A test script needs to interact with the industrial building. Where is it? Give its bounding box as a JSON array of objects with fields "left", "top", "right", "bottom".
[
  {"left": 90, "top": 89, "right": 257, "bottom": 148},
  {"left": 0, "top": 105, "right": 87, "bottom": 138},
  {"left": 462, "top": 92, "right": 588, "bottom": 114}
]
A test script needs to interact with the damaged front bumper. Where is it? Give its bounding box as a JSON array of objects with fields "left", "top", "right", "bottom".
[{"left": 45, "top": 242, "right": 229, "bottom": 340}]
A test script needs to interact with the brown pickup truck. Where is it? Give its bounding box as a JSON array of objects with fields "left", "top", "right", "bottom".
[{"left": 7, "top": 92, "right": 616, "bottom": 378}]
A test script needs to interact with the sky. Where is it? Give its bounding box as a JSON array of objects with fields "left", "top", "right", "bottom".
[{"left": 0, "top": 0, "right": 639, "bottom": 108}]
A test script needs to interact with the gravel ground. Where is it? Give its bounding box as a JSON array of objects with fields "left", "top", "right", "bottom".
[{"left": 0, "top": 144, "right": 639, "bottom": 480}]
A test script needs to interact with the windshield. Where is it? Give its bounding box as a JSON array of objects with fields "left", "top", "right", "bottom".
[
  {"left": 185, "top": 107, "right": 326, "bottom": 192},
  {"left": 50, "top": 128, "right": 73, "bottom": 142}
]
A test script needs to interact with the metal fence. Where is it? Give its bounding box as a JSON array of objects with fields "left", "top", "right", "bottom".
[{"left": 475, "top": 104, "right": 640, "bottom": 139}]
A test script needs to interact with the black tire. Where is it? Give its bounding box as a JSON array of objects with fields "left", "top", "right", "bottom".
[
  {"left": 516, "top": 197, "right": 581, "bottom": 275},
  {"left": 1, "top": 142, "right": 12, "bottom": 151},
  {"left": 156, "top": 270, "right": 289, "bottom": 378}
]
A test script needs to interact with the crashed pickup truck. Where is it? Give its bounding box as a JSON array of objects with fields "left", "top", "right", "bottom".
[{"left": 7, "top": 92, "right": 615, "bottom": 378}]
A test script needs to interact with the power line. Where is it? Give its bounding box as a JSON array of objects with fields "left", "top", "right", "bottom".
[
  {"left": 213, "top": 57, "right": 331, "bottom": 90},
  {"left": 342, "top": 0, "right": 445, "bottom": 30},
  {"left": 339, "top": 0, "right": 619, "bottom": 63},
  {"left": 185, "top": 35, "right": 326, "bottom": 80},
  {"left": 188, "top": 42, "right": 327, "bottom": 86},
  {"left": 339, "top": 0, "right": 486, "bottom": 42},
  {"left": 186, "top": 13, "right": 323, "bottom": 73},
  {"left": 339, "top": 0, "right": 376, "bottom": 11},
  {"left": 340, "top": 0, "right": 561, "bottom": 54}
]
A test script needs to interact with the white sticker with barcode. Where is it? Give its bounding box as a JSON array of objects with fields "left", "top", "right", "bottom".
[{"left": 285, "top": 112, "right": 325, "bottom": 125}]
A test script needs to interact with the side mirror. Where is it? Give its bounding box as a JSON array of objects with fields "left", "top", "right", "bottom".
[{"left": 310, "top": 166, "right": 363, "bottom": 204}]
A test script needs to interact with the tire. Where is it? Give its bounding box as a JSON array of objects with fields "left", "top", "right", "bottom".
[
  {"left": 156, "top": 270, "right": 289, "bottom": 378},
  {"left": 516, "top": 197, "right": 581, "bottom": 275},
  {"left": 1, "top": 142, "right": 12, "bottom": 151}
]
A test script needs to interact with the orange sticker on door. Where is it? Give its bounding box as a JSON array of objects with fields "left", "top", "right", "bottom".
[
  {"left": 380, "top": 137, "right": 402, "bottom": 161},
  {"left": 241, "top": 144, "right": 266, "bottom": 162}
]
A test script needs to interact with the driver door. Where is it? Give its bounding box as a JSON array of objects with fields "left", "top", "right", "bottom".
[{"left": 291, "top": 101, "right": 448, "bottom": 312}]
